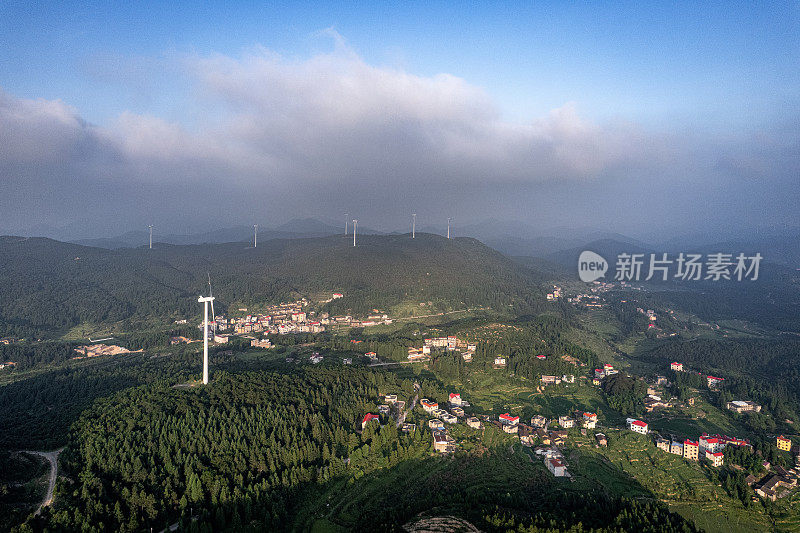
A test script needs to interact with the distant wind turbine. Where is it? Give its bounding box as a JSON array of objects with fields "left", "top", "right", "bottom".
[
  {"left": 148, "top": 225, "right": 153, "bottom": 249},
  {"left": 447, "top": 217, "right": 451, "bottom": 239},
  {"left": 352, "top": 219, "right": 357, "bottom": 247},
  {"left": 253, "top": 224, "right": 258, "bottom": 248},
  {"left": 344, "top": 213, "right": 349, "bottom": 235},
  {"left": 412, "top": 213, "right": 416, "bottom": 239}
]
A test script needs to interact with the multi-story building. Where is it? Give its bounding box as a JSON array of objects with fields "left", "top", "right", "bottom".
[
  {"left": 777, "top": 435, "right": 792, "bottom": 452},
  {"left": 683, "top": 440, "right": 699, "bottom": 460}
]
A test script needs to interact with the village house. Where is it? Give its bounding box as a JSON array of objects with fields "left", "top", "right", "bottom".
[
  {"left": 448, "top": 393, "right": 463, "bottom": 406},
  {"left": 550, "top": 430, "right": 568, "bottom": 446},
  {"left": 429, "top": 419, "right": 445, "bottom": 429},
  {"left": 777, "top": 435, "right": 792, "bottom": 452},
  {"left": 705, "top": 450, "right": 724, "bottom": 467},
  {"left": 250, "top": 338, "right": 272, "bottom": 349},
  {"left": 670, "top": 441, "right": 684, "bottom": 455},
  {"left": 407, "top": 347, "right": 429, "bottom": 362},
  {"left": 441, "top": 413, "right": 458, "bottom": 424},
  {"left": 683, "top": 440, "right": 700, "bottom": 460},
  {"left": 385, "top": 394, "right": 398, "bottom": 404},
  {"left": 627, "top": 419, "right": 648, "bottom": 434},
  {"left": 558, "top": 416, "right": 575, "bottom": 428},
  {"left": 582, "top": 412, "right": 598, "bottom": 429},
  {"left": 401, "top": 423, "right": 416, "bottom": 433},
  {"left": 433, "top": 431, "right": 449, "bottom": 453},
  {"left": 494, "top": 356, "right": 507, "bottom": 367},
  {"left": 499, "top": 413, "right": 520, "bottom": 426},
  {"left": 595, "top": 433, "right": 608, "bottom": 447},
  {"left": 707, "top": 375, "right": 725, "bottom": 389},
  {"left": 362, "top": 413, "right": 380, "bottom": 430},
  {"left": 531, "top": 415, "right": 548, "bottom": 428},
  {"left": 519, "top": 425, "right": 536, "bottom": 446},
  {"left": 420, "top": 399, "right": 438, "bottom": 413},
  {"left": 546, "top": 457, "right": 567, "bottom": 477},
  {"left": 541, "top": 375, "right": 561, "bottom": 385},
  {"left": 562, "top": 374, "right": 575, "bottom": 383},
  {"left": 310, "top": 353, "right": 323, "bottom": 364},
  {"left": 377, "top": 404, "right": 390, "bottom": 415},
  {"left": 670, "top": 362, "right": 684, "bottom": 372},
  {"left": 451, "top": 407, "right": 465, "bottom": 418},
  {"left": 699, "top": 436, "right": 724, "bottom": 454},
  {"left": 466, "top": 417, "right": 482, "bottom": 429},
  {"left": 656, "top": 437, "right": 670, "bottom": 452},
  {"left": 461, "top": 352, "right": 473, "bottom": 362},
  {"left": 726, "top": 400, "right": 761, "bottom": 413}
]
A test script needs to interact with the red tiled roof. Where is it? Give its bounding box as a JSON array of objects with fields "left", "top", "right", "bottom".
[
  {"left": 631, "top": 420, "right": 647, "bottom": 427},
  {"left": 362, "top": 413, "right": 380, "bottom": 424}
]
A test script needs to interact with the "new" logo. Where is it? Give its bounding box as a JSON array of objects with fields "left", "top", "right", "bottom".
[{"left": 578, "top": 251, "right": 608, "bottom": 282}]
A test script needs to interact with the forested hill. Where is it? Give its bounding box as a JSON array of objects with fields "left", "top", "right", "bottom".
[{"left": 0, "top": 233, "right": 545, "bottom": 336}]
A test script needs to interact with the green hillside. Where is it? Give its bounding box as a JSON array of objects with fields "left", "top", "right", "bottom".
[{"left": 0, "top": 234, "right": 545, "bottom": 337}]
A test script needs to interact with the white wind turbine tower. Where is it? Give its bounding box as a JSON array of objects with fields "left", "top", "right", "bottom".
[
  {"left": 352, "top": 219, "right": 357, "bottom": 247},
  {"left": 447, "top": 217, "right": 451, "bottom": 239},
  {"left": 148, "top": 225, "right": 153, "bottom": 249},
  {"left": 344, "top": 213, "right": 349, "bottom": 235},
  {"left": 253, "top": 224, "right": 258, "bottom": 248},
  {"left": 197, "top": 274, "right": 216, "bottom": 385},
  {"left": 412, "top": 213, "right": 416, "bottom": 239}
]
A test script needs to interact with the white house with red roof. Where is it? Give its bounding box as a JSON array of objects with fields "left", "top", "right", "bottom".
[
  {"left": 546, "top": 457, "right": 567, "bottom": 477},
  {"left": 448, "top": 393, "right": 463, "bottom": 406},
  {"left": 699, "top": 435, "right": 724, "bottom": 454},
  {"left": 499, "top": 413, "right": 520, "bottom": 426},
  {"left": 670, "top": 362, "right": 683, "bottom": 371},
  {"left": 362, "top": 413, "right": 380, "bottom": 430},
  {"left": 626, "top": 418, "right": 648, "bottom": 434},
  {"left": 420, "top": 399, "right": 439, "bottom": 413},
  {"left": 706, "top": 375, "right": 725, "bottom": 388},
  {"left": 705, "top": 449, "right": 724, "bottom": 467}
]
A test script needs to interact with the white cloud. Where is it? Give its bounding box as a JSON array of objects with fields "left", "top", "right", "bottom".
[{"left": 0, "top": 35, "right": 796, "bottom": 237}]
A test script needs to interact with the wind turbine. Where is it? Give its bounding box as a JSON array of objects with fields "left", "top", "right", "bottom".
[
  {"left": 207, "top": 273, "right": 216, "bottom": 337},
  {"left": 412, "top": 213, "right": 416, "bottom": 239},
  {"left": 447, "top": 217, "right": 451, "bottom": 239},
  {"left": 253, "top": 224, "right": 258, "bottom": 248},
  {"left": 148, "top": 225, "right": 153, "bottom": 249},
  {"left": 352, "top": 219, "right": 357, "bottom": 247},
  {"left": 198, "top": 293, "right": 215, "bottom": 385},
  {"left": 344, "top": 213, "right": 349, "bottom": 235}
]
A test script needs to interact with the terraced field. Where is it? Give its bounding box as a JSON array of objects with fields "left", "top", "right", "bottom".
[{"left": 571, "top": 431, "right": 773, "bottom": 533}]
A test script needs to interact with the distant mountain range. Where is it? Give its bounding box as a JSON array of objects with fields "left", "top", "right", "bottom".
[{"left": 14, "top": 216, "right": 800, "bottom": 268}]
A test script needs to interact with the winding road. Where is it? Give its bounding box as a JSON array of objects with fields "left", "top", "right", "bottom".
[{"left": 24, "top": 448, "right": 63, "bottom": 515}]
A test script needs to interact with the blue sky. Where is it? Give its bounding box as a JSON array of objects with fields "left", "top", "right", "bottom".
[
  {"left": 0, "top": 2, "right": 798, "bottom": 239},
  {"left": 2, "top": 1, "right": 797, "bottom": 128}
]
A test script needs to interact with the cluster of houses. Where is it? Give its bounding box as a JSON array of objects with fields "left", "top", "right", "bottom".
[
  {"left": 592, "top": 363, "right": 619, "bottom": 385},
  {"left": 407, "top": 337, "right": 476, "bottom": 363},
  {"left": 540, "top": 374, "right": 576, "bottom": 386},
  {"left": 198, "top": 294, "right": 397, "bottom": 342},
  {"left": 73, "top": 344, "right": 131, "bottom": 358},
  {"left": 546, "top": 286, "right": 562, "bottom": 301},
  {"left": 653, "top": 432, "right": 752, "bottom": 467},
  {"left": 670, "top": 361, "right": 725, "bottom": 389},
  {"left": 746, "top": 436, "right": 800, "bottom": 500}
]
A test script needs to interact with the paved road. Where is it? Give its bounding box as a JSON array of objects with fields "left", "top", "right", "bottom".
[
  {"left": 397, "top": 393, "right": 419, "bottom": 427},
  {"left": 24, "top": 448, "right": 64, "bottom": 515}
]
